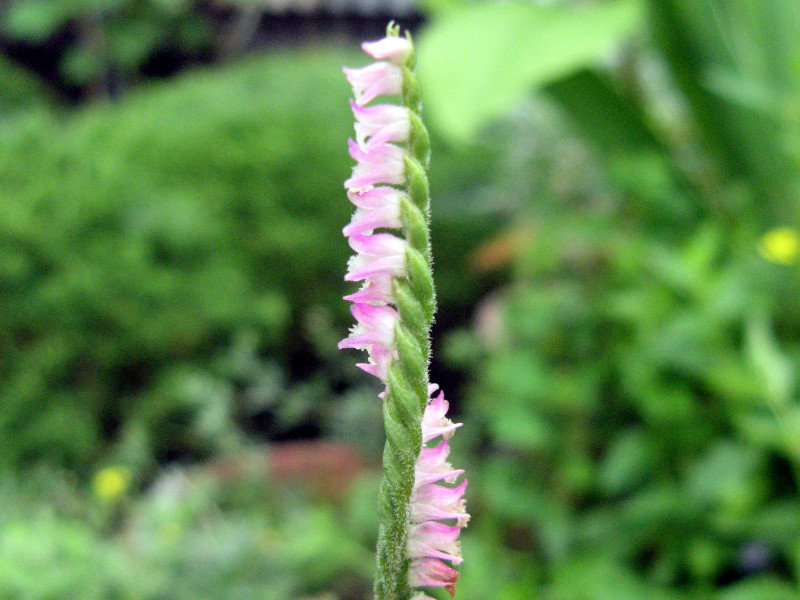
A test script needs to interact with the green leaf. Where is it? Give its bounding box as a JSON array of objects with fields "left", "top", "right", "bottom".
[
  {"left": 0, "top": 54, "right": 53, "bottom": 114},
  {"left": 599, "top": 429, "right": 656, "bottom": 495},
  {"left": 61, "top": 46, "right": 103, "bottom": 85},
  {"left": 648, "top": 0, "right": 800, "bottom": 224},
  {"left": 545, "top": 69, "right": 661, "bottom": 157},
  {"left": 686, "top": 440, "right": 763, "bottom": 512},
  {"left": 704, "top": 64, "right": 784, "bottom": 115},
  {"left": 417, "top": 0, "right": 644, "bottom": 141},
  {"left": 745, "top": 313, "right": 794, "bottom": 405},
  {"left": 1, "top": 1, "right": 72, "bottom": 41}
]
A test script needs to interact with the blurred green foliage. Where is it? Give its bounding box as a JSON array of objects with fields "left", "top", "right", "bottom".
[
  {"left": 0, "top": 465, "right": 377, "bottom": 600},
  {"left": 1, "top": 0, "right": 210, "bottom": 89},
  {"left": 0, "top": 49, "right": 359, "bottom": 471},
  {"left": 1, "top": 0, "right": 800, "bottom": 599},
  {"left": 0, "top": 41, "right": 492, "bottom": 475},
  {"left": 0, "top": 53, "right": 53, "bottom": 114},
  {"left": 422, "top": 0, "right": 800, "bottom": 598}
]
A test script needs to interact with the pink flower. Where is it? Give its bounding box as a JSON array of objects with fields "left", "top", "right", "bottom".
[
  {"left": 338, "top": 303, "right": 398, "bottom": 380},
  {"left": 421, "top": 384, "right": 462, "bottom": 443},
  {"left": 408, "top": 386, "right": 469, "bottom": 597},
  {"left": 414, "top": 440, "right": 464, "bottom": 487},
  {"left": 343, "top": 62, "right": 403, "bottom": 106},
  {"left": 409, "top": 558, "right": 460, "bottom": 598},
  {"left": 343, "top": 277, "right": 394, "bottom": 305},
  {"left": 342, "top": 233, "right": 407, "bottom": 306},
  {"left": 408, "top": 522, "right": 463, "bottom": 564},
  {"left": 343, "top": 187, "right": 404, "bottom": 237},
  {"left": 344, "top": 134, "right": 406, "bottom": 190},
  {"left": 411, "top": 479, "right": 469, "bottom": 525},
  {"left": 346, "top": 186, "right": 405, "bottom": 213},
  {"left": 345, "top": 233, "right": 407, "bottom": 282},
  {"left": 341, "top": 43, "right": 410, "bottom": 379},
  {"left": 351, "top": 100, "right": 410, "bottom": 147},
  {"left": 362, "top": 36, "right": 413, "bottom": 64}
]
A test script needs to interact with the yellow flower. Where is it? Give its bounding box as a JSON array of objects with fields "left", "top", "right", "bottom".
[
  {"left": 758, "top": 227, "right": 800, "bottom": 265},
  {"left": 93, "top": 466, "right": 132, "bottom": 503}
]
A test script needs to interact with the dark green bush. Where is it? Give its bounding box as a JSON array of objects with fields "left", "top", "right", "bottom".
[
  {"left": 0, "top": 44, "right": 496, "bottom": 475},
  {"left": 0, "top": 49, "right": 358, "bottom": 470}
]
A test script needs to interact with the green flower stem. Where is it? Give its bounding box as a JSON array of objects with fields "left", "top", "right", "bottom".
[{"left": 374, "top": 37, "right": 435, "bottom": 600}]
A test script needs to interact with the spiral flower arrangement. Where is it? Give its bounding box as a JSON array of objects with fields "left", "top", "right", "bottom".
[{"left": 338, "top": 23, "right": 469, "bottom": 600}]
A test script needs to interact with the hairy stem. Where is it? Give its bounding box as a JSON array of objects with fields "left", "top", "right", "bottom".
[{"left": 374, "top": 43, "right": 434, "bottom": 600}]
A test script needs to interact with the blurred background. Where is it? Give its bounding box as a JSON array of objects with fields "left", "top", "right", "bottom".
[{"left": 1, "top": 0, "right": 800, "bottom": 598}]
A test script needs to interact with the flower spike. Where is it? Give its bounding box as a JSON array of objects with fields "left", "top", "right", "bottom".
[
  {"left": 340, "top": 23, "right": 467, "bottom": 600},
  {"left": 408, "top": 388, "right": 469, "bottom": 597}
]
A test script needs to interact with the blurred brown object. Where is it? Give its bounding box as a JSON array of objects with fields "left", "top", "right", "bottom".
[
  {"left": 268, "top": 440, "right": 370, "bottom": 499},
  {"left": 211, "top": 441, "right": 371, "bottom": 500},
  {"left": 469, "top": 224, "right": 534, "bottom": 273}
]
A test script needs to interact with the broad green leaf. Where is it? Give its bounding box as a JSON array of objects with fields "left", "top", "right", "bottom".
[
  {"left": 649, "top": 0, "right": 800, "bottom": 223},
  {"left": 704, "top": 64, "right": 784, "bottom": 115},
  {"left": 417, "top": 0, "right": 644, "bottom": 141},
  {"left": 545, "top": 69, "right": 661, "bottom": 157}
]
